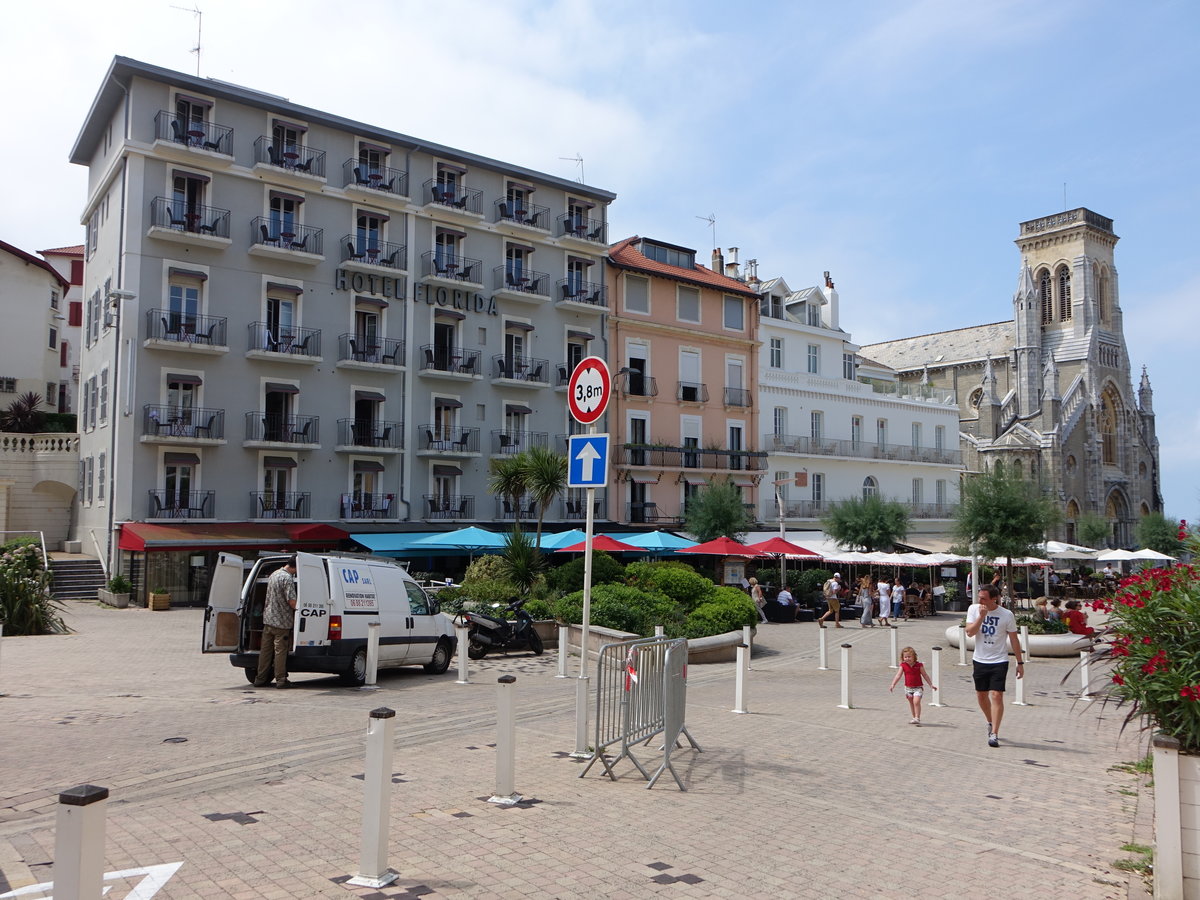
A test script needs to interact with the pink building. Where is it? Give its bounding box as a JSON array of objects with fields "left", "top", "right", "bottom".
[{"left": 605, "top": 237, "right": 763, "bottom": 525}]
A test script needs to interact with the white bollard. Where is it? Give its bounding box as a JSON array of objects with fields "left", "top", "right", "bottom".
[
  {"left": 957, "top": 624, "right": 969, "bottom": 666},
  {"left": 888, "top": 626, "right": 899, "bottom": 668},
  {"left": 572, "top": 675, "right": 590, "bottom": 758},
  {"left": 1013, "top": 659, "right": 1029, "bottom": 706},
  {"left": 838, "top": 644, "right": 853, "bottom": 709},
  {"left": 817, "top": 627, "right": 830, "bottom": 670},
  {"left": 742, "top": 625, "right": 753, "bottom": 670},
  {"left": 929, "top": 646, "right": 945, "bottom": 707},
  {"left": 54, "top": 784, "right": 108, "bottom": 900},
  {"left": 733, "top": 644, "right": 749, "bottom": 714},
  {"left": 655, "top": 624, "right": 665, "bottom": 638},
  {"left": 350, "top": 708, "right": 398, "bottom": 888},
  {"left": 1019, "top": 625, "right": 1030, "bottom": 662},
  {"left": 0, "top": 622, "right": 4, "bottom": 696},
  {"left": 361, "top": 621, "right": 381, "bottom": 691},
  {"left": 490, "top": 676, "right": 522, "bottom": 805},
  {"left": 556, "top": 626, "right": 569, "bottom": 678},
  {"left": 1079, "top": 649, "right": 1093, "bottom": 701},
  {"left": 1153, "top": 734, "right": 1185, "bottom": 900},
  {"left": 455, "top": 622, "right": 470, "bottom": 685}
]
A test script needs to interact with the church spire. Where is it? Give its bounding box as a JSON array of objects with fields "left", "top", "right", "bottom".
[{"left": 1139, "top": 366, "right": 1154, "bottom": 415}]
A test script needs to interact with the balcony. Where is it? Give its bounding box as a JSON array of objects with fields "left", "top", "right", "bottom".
[
  {"left": 490, "top": 429, "right": 548, "bottom": 455},
  {"left": 490, "top": 355, "right": 549, "bottom": 386},
  {"left": 246, "top": 322, "right": 321, "bottom": 361},
  {"left": 148, "top": 489, "right": 214, "bottom": 519},
  {"left": 341, "top": 235, "right": 407, "bottom": 271},
  {"left": 677, "top": 381, "right": 709, "bottom": 403},
  {"left": 422, "top": 179, "right": 484, "bottom": 216},
  {"left": 336, "top": 334, "right": 404, "bottom": 369},
  {"left": 621, "top": 444, "right": 767, "bottom": 471},
  {"left": 763, "top": 433, "right": 962, "bottom": 466},
  {"left": 420, "top": 251, "right": 483, "bottom": 286},
  {"left": 250, "top": 491, "right": 311, "bottom": 519},
  {"left": 492, "top": 266, "right": 551, "bottom": 301},
  {"left": 554, "top": 279, "right": 607, "bottom": 310},
  {"left": 341, "top": 492, "right": 398, "bottom": 520},
  {"left": 558, "top": 214, "right": 606, "bottom": 245},
  {"left": 141, "top": 405, "right": 225, "bottom": 443},
  {"left": 244, "top": 413, "right": 320, "bottom": 447},
  {"left": 153, "top": 111, "right": 233, "bottom": 157},
  {"left": 767, "top": 499, "right": 957, "bottom": 520},
  {"left": 249, "top": 217, "right": 324, "bottom": 261},
  {"left": 252, "top": 136, "right": 326, "bottom": 181},
  {"left": 495, "top": 497, "right": 538, "bottom": 520},
  {"left": 343, "top": 161, "right": 409, "bottom": 199},
  {"left": 147, "top": 198, "right": 231, "bottom": 246},
  {"left": 724, "top": 387, "right": 752, "bottom": 408},
  {"left": 419, "top": 344, "right": 481, "bottom": 378},
  {"left": 335, "top": 419, "right": 403, "bottom": 451},
  {"left": 144, "top": 309, "right": 229, "bottom": 355},
  {"left": 561, "top": 495, "right": 604, "bottom": 520},
  {"left": 494, "top": 199, "right": 551, "bottom": 232},
  {"left": 627, "top": 502, "right": 681, "bottom": 525},
  {"left": 417, "top": 425, "right": 479, "bottom": 454},
  {"left": 619, "top": 372, "right": 658, "bottom": 399},
  {"left": 422, "top": 494, "right": 474, "bottom": 520}
]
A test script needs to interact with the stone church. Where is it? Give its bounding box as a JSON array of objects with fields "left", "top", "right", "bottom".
[{"left": 862, "top": 208, "right": 1161, "bottom": 548}]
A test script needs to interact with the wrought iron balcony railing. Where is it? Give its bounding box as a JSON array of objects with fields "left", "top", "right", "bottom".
[
  {"left": 677, "top": 381, "right": 709, "bottom": 402},
  {"left": 251, "top": 217, "right": 323, "bottom": 255},
  {"left": 336, "top": 418, "right": 402, "bottom": 449},
  {"left": 341, "top": 235, "right": 406, "bottom": 269},
  {"left": 419, "top": 344, "right": 481, "bottom": 376},
  {"left": 253, "top": 136, "right": 326, "bottom": 177},
  {"left": 620, "top": 444, "right": 767, "bottom": 471},
  {"left": 420, "top": 251, "right": 483, "bottom": 284},
  {"left": 493, "top": 266, "right": 551, "bottom": 296},
  {"left": 559, "top": 214, "right": 606, "bottom": 243},
  {"left": 344, "top": 160, "right": 409, "bottom": 197},
  {"left": 724, "top": 387, "right": 752, "bottom": 407},
  {"left": 619, "top": 372, "right": 658, "bottom": 398},
  {"left": 555, "top": 279, "right": 607, "bottom": 307},
  {"left": 142, "top": 405, "right": 224, "bottom": 440},
  {"left": 491, "top": 354, "right": 549, "bottom": 384},
  {"left": 495, "top": 199, "right": 550, "bottom": 229},
  {"left": 763, "top": 433, "right": 962, "bottom": 465},
  {"left": 245, "top": 413, "right": 320, "bottom": 444},
  {"left": 341, "top": 492, "right": 397, "bottom": 519},
  {"left": 154, "top": 111, "right": 232, "bottom": 154},
  {"left": 251, "top": 491, "right": 310, "bottom": 519},
  {"left": 145, "top": 309, "right": 227, "bottom": 346},
  {"left": 422, "top": 494, "right": 474, "bottom": 520},
  {"left": 338, "top": 334, "right": 404, "bottom": 366},
  {"left": 247, "top": 322, "right": 321, "bottom": 356},
  {"left": 423, "top": 179, "right": 483, "bottom": 213},
  {"left": 419, "top": 425, "right": 479, "bottom": 453},
  {"left": 149, "top": 197, "right": 230, "bottom": 238},
  {"left": 148, "top": 489, "right": 214, "bottom": 519},
  {"left": 490, "top": 429, "right": 548, "bottom": 455}
]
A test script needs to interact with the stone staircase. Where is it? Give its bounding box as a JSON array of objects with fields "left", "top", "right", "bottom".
[{"left": 49, "top": 558, "right": 107, "bottom": 600}]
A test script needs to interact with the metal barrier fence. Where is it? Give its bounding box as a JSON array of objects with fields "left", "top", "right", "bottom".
[{"left": 580, "top": 637, "right": 700, "bottom": 790}]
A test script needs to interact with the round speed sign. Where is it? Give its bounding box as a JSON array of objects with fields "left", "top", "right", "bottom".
[{"left": 567, "top": 356, "right": 611, "bottom": 424}]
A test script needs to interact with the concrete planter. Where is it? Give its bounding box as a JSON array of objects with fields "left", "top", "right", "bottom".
[
  {"left": 97, "top": 588, "right": 130, "bottom": 609},
  {"left": 1151, "top": 734, "right": 1200, "bottom": 899},
  {"left": 943, "top": 625, "right": 1091, "bottom": 658}
]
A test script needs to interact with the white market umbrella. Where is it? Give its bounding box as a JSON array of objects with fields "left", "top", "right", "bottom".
[
  {"left": 1040, "top": 540, "right": 1100, "bottom": 560},
  {"left": 1096, "top": 548, "right": 1139, "bottom": 562},
  {"left": 1129, "top": 548, "right": 1176, "bottom": 561}
]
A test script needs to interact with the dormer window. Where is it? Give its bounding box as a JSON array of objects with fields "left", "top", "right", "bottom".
[
  {"left": 639, "top": 240, "right": 694, "bottom": 269},
  {"left": 806, "top": 303, "right": 821, "bottom": 327}
]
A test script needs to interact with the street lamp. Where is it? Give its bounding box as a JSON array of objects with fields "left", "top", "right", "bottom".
[{"left": 103, "top": 288, "right": 136, "bottom": 579}]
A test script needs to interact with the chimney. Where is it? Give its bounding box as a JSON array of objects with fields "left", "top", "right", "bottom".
[
  {"left": 729, "top": 246, "right": 739, "bottom": 264},
  {"left": 824, "top": 270, "right": 834, "bottom": 289},
  {"left": 725, "top": 262, "right": 741, "bottom": 280},
  {"left": 712, "top": 248, "right": 724, "bottom": 273}
]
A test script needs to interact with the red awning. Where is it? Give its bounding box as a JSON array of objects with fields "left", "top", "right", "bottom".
[{"left": 118, "top": 521, "right": 348, "bottom": 552}]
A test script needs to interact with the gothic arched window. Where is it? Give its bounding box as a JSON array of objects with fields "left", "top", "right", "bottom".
[
  {"left": 1100, "top": 387, "right": 1119, "bottom": 466},
  {"left": 1057, "top": 266, "right": 1072, "bottom": 321},
  {"left": 1097, "top": 269, "right": 1110, "bottom": 326},
  {"left": 1038, "top": 269, "right": 1053, "bottom": 324}
]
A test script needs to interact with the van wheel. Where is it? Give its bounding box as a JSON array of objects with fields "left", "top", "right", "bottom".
[
  {"left": 244, "top": 667, "right": 259, "bottom": 684},
  {"left": 528, "top": 629, "right": 544, "bottom": 656},
  {"left": 339, "top": 648, "right": 367, "bottom": 686},
  {"left": 424, "top": 637, "right": 452, "bottom": 674}
]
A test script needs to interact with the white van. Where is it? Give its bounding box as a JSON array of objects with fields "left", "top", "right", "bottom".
[{"left": 202, "top": 551, "right": 456, "bottom": 685}]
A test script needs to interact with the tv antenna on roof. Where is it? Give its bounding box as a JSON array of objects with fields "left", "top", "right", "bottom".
[
  {"left": 171, "top": 3, "right": 203, "bottom": 76},
  {"left": 559, "top": 153, "right": 584, "bottom": 184},
  {"left": 696, "top": 213, "right": 716, "bottom": 250}
]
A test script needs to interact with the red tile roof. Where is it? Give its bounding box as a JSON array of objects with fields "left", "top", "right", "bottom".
[
  {"left": 608, "top": 236, "right": 759, "bottom": 296},
  {"left": 40, "top": 245, "right": 85, "bottom": 256},
  {"left": 0, "top": 240, "right": 71, "bottom": 290}
]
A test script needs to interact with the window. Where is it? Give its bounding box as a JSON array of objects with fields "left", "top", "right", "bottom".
[
  {"left": 48, "top": 326, "right": 57, "bottom": 350},
  {"left": 89, "top": 377, "right": 99, "bottom": 431},
  {"left": 1039, "top": 269, "right": 1053, "bottom": 323},
  {"left": 807, "top": 344, "right": 820, "bottom": 374},
  {"left": 85, "top": 212, "right": 98, "bottom": 259},
  {"left": 85, "top": 456, "right": 94, "bottom": 505},
  {"left": 361, "top": 143, "right": 390, "bottom": 180},
  {"left": 356, "top": 212, "right": 385, "bottom": 255},
  {"left": 171, "top": 171, "right": 207, "bottom": 222},
  {"left": 810, "top": 411, "right": 823, "bottom": 441},
  {"left": 1057, "top": 266, "right": 1072, "bottom": 321},
  {"left": 862, "top": 476, "right": 879, "bottom": 499},
  {"left": 625, "top": 346, "right": 649, "bottom": 396},
  {"left": 272, "top": 120, "right": 305, "bottom": 157},
  {"left": 774, "top": 471, "right": 789, "bottom": 503},
  {"left": 682, "top": 416, "right": 700, "bottom": 467},
  {"left": 677, "top": 286, "right": 700, "bottom": 323},
  {"left": 97, "top": 452, "right": 106, "bottom": 505},
  {"left": 624, "top": 275, "right": 649, "bottom": 314},
  {"left": 69, "top": 301, "right": 82, "bottom": 326},
  {"left": 566, "top": 197, "right": 593, "bottom": 232},
  {"left": 266, "top": 292, "right": 296, "bottom": 346},
  {"left": 773, "top": 406, "right": 787, "bottom": 435},
  {"left": 679, "top": 349, "right": 701, "bottom": 401},
  {"left": 761, "top": 293, "right": 782, "bottom": 318},
  {"left": 60, "top": 340, "right": 69, "bottom": 368},
  {"left": 505, "top": 244, "right": 529, "bottom": 284},
  {"left": 0, "top": 377, "right": 15, "bottom": 392},
  {"left": 912, "top": 478, "right": 923, "bottom": 504},
  {"left": 90, "top": 290, "right": 101, "bottom": 344},
  {"left": 354, "top": 304, "right": 379, "bottom": 352},
  {"left": 851, "top": 416, "right": 863, "bottom": 447},
  {"left": 263, "top": 457, "right": 292, "bottom": 505},
  {"left": 434, "top": 161, "right": 460, "bottom": 194},
  {"left": 434, "top": 228, "right": 460, "bottom": 267},
  {"left": 50, "top": 290, "right": 60, "bottom": 310},
  {"left": 811, "top": 473, "right": 824, "bottom": 504},
  {"left": 168, "top": 273, "right": 202, "bottom": 336},
  {"left": 806, "top": 303, "right": 821, "bottom": 327},
  {"left": 842, "top": 353, "right": 855, "bottom": 380},
  {"left": 876, "top": 418, "right": 887, "bottom": 449},
  {"left": 911, "top": 423, "right": 921, "bottom": 449},
  {"left": 936, "top": 479, "right": 947, "bottom": 506},
  {"left": 639, "top": 240, "right": 694, "bottom": 268},
  {"left": 935, "top": 425, "right": 945, "bottom": 451},
  {"left": 723, "top": 295, "right": 744, "bottom": 330},
  {"left": 566, "top": 334, "right": 587, "bottom": 373},
  {"left": 769, "top": 337, "right": 783, "bottom": 368},
  {"left": 164, "top": 455, "right": 195, "bottom": 512},
  {"left": 269, "top": 191, "right": 302, "bottom": 239},
  {"left": 175, "top": 95, "right": 208, "bottom": 130},
  {"left": 566, "top": 257, "right": 590, "bottom": 295},
  {"left": 728, "top": 424, "right": 743, "bottom": 458},
  {"left": 99, "top": 368, "right": 108, "bottom": 424},
  {"left": 80, "top": 377, "right": 91, "bottom": 430}
]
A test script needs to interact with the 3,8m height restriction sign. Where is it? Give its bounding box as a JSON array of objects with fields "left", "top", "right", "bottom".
[{"left": 567, "top": 356, "right": 611, "bottom": 425}]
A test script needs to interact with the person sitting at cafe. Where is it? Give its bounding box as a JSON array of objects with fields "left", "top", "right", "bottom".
[
  {"left": 1048, "top": 598, "right": 1063, "bottom": 621},
  {"left": 1062, "top": 599, "right": 1096, "bottom": 637},
  {"left": 1032, "top": 598, "right": 1050, "bottom": 622}
]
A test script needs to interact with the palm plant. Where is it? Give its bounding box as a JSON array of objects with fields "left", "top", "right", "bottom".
[
  {"left": 488, "top": 454, "right": 529, "bottom": 523},
  {"left": 500, "top": 525, "right": 545, "bottom": 597},
  {"left": 0, "top": 392, "right": 47, "bottom": 434},
  {"left": 523, "top": 445, "right": 568, "bottom": 545}
]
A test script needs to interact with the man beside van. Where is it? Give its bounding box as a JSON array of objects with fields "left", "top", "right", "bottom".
[{"left": 255, "top": 557, "right": 297, "bottom": 689}]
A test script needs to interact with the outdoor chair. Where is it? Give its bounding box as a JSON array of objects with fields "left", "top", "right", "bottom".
[
  {"left": 170, "top": 118, "right": 188, "bottom": 144},
  {"left": 260, "top": 224, "right": 280, "bottom": 245}
]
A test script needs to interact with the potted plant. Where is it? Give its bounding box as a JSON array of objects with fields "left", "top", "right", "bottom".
[
  {"left": 99, "top": 574, "right": 132, "bottom": 609},
  {"left": 148, "top": 586, "right": 172, "bottom": 611},
  {"left": 1092, "top": 522, "right": 1199, "bottom": 896}
]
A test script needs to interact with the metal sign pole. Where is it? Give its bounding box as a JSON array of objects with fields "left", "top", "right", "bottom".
[{"left": 574, "top": 423, "right": 598, "bottom": 757}]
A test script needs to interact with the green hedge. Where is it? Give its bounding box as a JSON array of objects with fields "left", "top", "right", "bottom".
[
  {"left": 684, "top": 586, "right": 758, "bottom": 639},
  {"left": 546, "top": 550, "right": 625, "bottom": 594},
  {"left": 624, "top": 560, "right": 714, "bottom": 612}
]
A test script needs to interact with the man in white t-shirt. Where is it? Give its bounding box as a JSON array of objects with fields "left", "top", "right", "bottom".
[{"left": 964, "top": 583, "right": 1025, "bottom": 747}]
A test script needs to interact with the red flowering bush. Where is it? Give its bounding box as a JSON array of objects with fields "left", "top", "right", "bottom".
[{"left": 1097, "top": 543, "right": 1200, "bottom": 752}]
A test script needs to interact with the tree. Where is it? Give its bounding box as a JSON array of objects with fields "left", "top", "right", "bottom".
[
  {"left": 522, "top": 445, "right": 568, "bottom": 546},
  {"left": 821, "top": 494, "right": 910, "bottom": 551},
  {"left": 1135, "top": 511, "right": 1184, "bottom": 556},
  {"left": 488, "top": 455, "right": 528, "bottom": 522},
  {"left": 1077, "top": 512, "right": 1111, "bottom": 549},
  {"left": 954, "top": 465, "right": 1058, "bottom": 596},
  {"left": 684, "top": 480, "right": 753, "bottom": 542},
  {"left": 499, "top": 526, "right": 545, "bottom": 597},
  {"left": 0, "top": 392, "right": 46, "bottom": 434}
]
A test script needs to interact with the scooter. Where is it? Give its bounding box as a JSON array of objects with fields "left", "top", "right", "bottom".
[{"left": 461, "top": 598, "right": 544, "bottom": 659}]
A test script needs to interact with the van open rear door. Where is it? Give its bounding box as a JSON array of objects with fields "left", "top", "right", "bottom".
[
  {"left": 203, "top": 552, "right": 245, "bottom": 652},
  {"left": 293, "top": 551, "right": 332, "bottom": 648}
]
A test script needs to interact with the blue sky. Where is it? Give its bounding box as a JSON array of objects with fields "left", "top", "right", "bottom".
[{"left": 2, "top": 0, "right": 1195, "bottom": 520}]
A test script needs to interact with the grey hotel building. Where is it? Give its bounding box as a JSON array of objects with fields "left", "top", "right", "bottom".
[{"left": 70, "top": 57, "right": 614, "bottom": 602}]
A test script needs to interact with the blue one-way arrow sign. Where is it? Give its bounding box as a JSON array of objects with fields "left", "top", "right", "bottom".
[{"left": 567, "top": 434, "right": 610, "bottom": 488}]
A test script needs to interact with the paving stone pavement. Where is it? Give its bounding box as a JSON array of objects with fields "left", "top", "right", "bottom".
[{"left": 0, "top": 603, "right": 1149, "bottom": 899}]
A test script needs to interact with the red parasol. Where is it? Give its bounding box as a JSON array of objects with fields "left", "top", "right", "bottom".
[
  {"left": 746, "top": 537, "right": 821, "bottom": 557},
  {"left": 555, "top": 535, "right": 644, "bottom": 553},
  {"left": 675, "top": 536, "right": 770, "bottom": 557}
]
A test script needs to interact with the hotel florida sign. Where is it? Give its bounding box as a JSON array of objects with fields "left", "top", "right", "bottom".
[{"left": 334, "top": 269, "right": 498, "bottom": 316}]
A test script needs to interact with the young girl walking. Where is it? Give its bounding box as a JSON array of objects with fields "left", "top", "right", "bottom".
[{"left": 889, "top": 646, "right": 936, "bottom": 725}]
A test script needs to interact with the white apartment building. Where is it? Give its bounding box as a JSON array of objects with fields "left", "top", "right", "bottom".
[
  {"left": 0, "top": 240, "right": 74, "bottom": 415},
  {"left": 756, "top": 273, "right": 962, "bottom": 536},
  {"left": 69, "top": 57, "right": 614, "bottom": 602}
]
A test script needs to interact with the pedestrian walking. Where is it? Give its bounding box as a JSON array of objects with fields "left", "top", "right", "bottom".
[
  {"left": 254, "top": 556, "right": 297, "bottom": 688},
  {"left": 877, "top": 575, "right": 891, "bottom": 626},
  {"left": 965, "top": 583, "right": 1025, "bottom": 747},
  {"left": 858, "top": 574, "right": 875, "bottom": 627},
  {"left": 890, "top": 576, "right": 905, "bottom": 620},
  {"left": 749, "top": 577, "right": 768, "bottom": 624},
  {"left": 889, "top": 646, "right": 936, "bottom": 725},
  {"left": 818, "top": 572, "right": 843, "bottom": 628}
]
